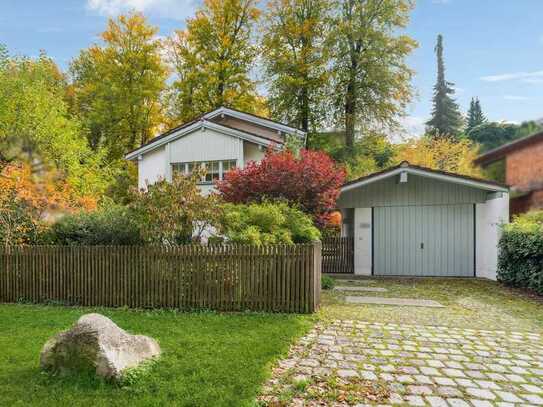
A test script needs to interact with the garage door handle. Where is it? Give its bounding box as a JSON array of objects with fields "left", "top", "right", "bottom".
[{"left": 420, "top": 242, "right": 424, "bottom": 249}]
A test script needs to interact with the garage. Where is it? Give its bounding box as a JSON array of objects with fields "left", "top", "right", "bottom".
[
  {"left": 374, "top": 204, "right": 474, "bottom": 277},
  {"left": 337, "top": 162, "right": 509, "bottom": 279}
]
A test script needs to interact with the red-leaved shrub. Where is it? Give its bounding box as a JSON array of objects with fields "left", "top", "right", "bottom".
[{"left": 216, "top": 149, "right": 346, "bottom": 227}]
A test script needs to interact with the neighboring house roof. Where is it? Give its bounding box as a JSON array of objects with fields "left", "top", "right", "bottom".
[
  {"left": 125, "top": 106, "right": 302, "bottom": 160},
  {"left": 341, "top": 161, "right": 508, "bottom": 193},
  {"left": 474, "top": 130, "right": 543, "bottom": 165}
]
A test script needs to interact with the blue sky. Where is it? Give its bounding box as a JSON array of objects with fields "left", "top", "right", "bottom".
[{"left": 1, "top": 0, "right": 542, "bottom": 135}]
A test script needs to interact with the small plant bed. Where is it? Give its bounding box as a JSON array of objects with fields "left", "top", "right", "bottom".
[{"left": 0, "top": 304, "right": 313, "bottom": 406}]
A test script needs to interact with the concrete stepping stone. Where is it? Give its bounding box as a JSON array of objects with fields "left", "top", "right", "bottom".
[
  {"left": 345, "top": 296, "right": 445, "bottom": 308},
  {"left": 335, "top": 286, "right": 388, "bottom": 293},
  {"left": 342, "top": 279, "right": 373, "bottom": 284}
]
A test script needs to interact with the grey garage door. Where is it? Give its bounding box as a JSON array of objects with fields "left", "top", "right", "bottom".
[{"left": 374, "top": 204, "right": 475, "bottom": 277}]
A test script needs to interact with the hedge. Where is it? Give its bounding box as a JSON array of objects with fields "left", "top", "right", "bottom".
[{"left": 497, "top": 211, "right": 543, "bottom": 294}]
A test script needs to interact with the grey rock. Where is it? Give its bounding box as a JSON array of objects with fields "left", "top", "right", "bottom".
[{"left": 40, "top": 313, "right": 160, "bottom": 380}]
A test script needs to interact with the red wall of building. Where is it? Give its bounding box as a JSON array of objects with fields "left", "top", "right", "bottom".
[{"left": 506, "top": 141, "right": 543, "bottom": 215}]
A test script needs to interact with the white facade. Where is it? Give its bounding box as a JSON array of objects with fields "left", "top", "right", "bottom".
[
  {"left": 475, "top": 193, "right": 509, "bottom": 280},
  {"left": 126, "top": 107, "right": 304, "bottom": 192}
]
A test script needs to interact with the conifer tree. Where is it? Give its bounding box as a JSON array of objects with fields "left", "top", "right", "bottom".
[
  {"left": 466, "top": 97, "right": 486, "bottom": 133},
  {"left": 426, "top": 34, "right": 463, "bottom": 139}
]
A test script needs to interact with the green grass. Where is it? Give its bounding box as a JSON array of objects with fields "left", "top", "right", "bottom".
[
  {"left": 0, "top": 304, "right": 313, "bottom": 407},
  {"left": 321, "top": 277, "right": 543, "bottom": 332}
]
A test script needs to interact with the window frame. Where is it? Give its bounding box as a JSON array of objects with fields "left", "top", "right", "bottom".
[{"left": 171, "top": 159, "right": 237, "bottom": 185}]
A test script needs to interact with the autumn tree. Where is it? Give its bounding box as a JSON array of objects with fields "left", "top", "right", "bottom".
[
  {"left": 0, "top": 47, "right": 110, "bottom": 200},
  {"left": 70, "top": 13, "right": 168, "bottom": 160},
  {"left": 426, "top": 34, "right": 463, "bottom": 138},
  {"left": 168, "top": 0, "right": 261, "bottom": 123},
  {"left": 394, "top": 137, "right": 481, "bottom": 177},
  {"left": 0, "top": 162, "right": 96, "bottom": 247},
  {"left": 330, "top": 0, "right": 416, "bottom": 148},
  {"left": 216, "top": 149, "right": 346, "bottom": 227},
  {"left": 261, "top": 0, "right": 331, "bottom": 132}
]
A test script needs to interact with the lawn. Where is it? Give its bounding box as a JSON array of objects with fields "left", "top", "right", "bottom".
[
  {"left": 0, "top": 304, "right": 313, "bottom": 407},
  {"left": 321, "top": 277, "right": 543, "bottom": 332}
]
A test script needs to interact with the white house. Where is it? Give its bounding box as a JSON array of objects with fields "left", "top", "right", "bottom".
[
  {"left": 337, "top": 162, "right": 509, "bottom": 280},
  {"left": 125, "top": 106, "right": 306, "bottom": 193}
]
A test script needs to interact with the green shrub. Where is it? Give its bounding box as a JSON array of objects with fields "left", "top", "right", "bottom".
[
  {"left": 45, "top": 204, "right": 142, "bottom": 245},
  {"left": 498, "top": 211, "right": 543, "bottom": 294},
  {"left": 217, "top": 202, "right": 321, "bottom": 246},
  {"left": 321, "top": 275, "right": 335, "bottom": 290}
]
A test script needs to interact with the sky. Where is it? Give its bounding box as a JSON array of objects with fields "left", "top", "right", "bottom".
[{"left": 1, "top": 0, "right": 542, "bottom": 136}]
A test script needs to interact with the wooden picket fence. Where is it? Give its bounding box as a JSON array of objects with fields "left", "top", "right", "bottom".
[
  {"left": 0, "top": 243, "right": 322, "bottom": 313},
  {"left": 322, "top": 237, "right": 354, "bottom": 274}
]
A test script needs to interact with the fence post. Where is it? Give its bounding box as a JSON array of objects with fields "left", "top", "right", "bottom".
[{"left": 309, "top": 241, "right": 322, "bottom": 312}]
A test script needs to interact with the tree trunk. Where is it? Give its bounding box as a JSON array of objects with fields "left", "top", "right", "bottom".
[
  {"left": 344, "top": 73, "right": 357, "bottom": 149},
  {"left": 301, "top": 86, "right": 309, "bottom": 133}
]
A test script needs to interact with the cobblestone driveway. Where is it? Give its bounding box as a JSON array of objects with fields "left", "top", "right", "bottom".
[{"left": 259, "top": 320, "right": 543, "bottom": 406}]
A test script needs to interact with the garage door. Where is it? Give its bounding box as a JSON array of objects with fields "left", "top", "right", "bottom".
[{"left": 373, "top": 204, "right": 475, "bottom": 277}]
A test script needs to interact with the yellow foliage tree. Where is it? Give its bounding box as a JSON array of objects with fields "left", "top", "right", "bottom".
[
  {"left": 168, "top": 0, "right": 262, "bottom": 123},
  {"left": 393, "top": 137, "right": 482, "bottom": 177},
  {"left": 70, "top": 13, "right": 168, "bottom": 160}
]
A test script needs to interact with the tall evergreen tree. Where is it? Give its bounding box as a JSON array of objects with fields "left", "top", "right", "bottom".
[
  {"left": 426, "top": 34, "right": 463, "bottom": 139},
  {"left": 466, "top": 97, "right": 486, "bottom": 133}
]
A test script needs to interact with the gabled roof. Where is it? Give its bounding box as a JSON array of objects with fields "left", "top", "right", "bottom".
[
  {"left": 341, "top": 161, "right": 508, "bottom": 193},
  {"left": 474, "top": 130, "right": 543, "bottom": 165},
  {"left": 125, "top": 119, "right": 282, "bottom": 161},
  {"left": 203, "top": 106, "right": 306, "bottom": 136}
]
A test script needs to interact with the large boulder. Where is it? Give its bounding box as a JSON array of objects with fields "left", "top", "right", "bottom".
[{"left": 40, "top": 313, "right": 160, "bottom": 380}]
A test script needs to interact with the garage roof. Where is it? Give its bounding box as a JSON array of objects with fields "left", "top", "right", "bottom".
[{"left": 341, "top": 161, "right": 509, "bottom": 193}]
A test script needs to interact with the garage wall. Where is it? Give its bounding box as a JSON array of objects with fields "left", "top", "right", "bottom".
[
  {"left": 476, "top": 193, "right": 509, "bottom": 280},
  {"left": 338, "top": 174, "right": 488, "bottom": 208}
]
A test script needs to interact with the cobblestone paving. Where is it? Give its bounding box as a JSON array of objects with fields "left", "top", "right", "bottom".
[{"left": 259, "top": 320, "right": 543, "bottom": 406}]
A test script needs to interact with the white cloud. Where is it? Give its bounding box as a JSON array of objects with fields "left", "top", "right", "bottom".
[
  {"left": 87, "top": 0, "right": 197, "bottom": 20},
  {"left": 396, "top": 116, "right": 427, "bottom": 140},
  {"left": 453, "top": 86, "right": 465, "bottom": 95},
  {"left": 480, "top": 70, "right": 543, "bottom": 83},
  {"left": 503, "top": 95, "right": 531, "bottom": 101}
]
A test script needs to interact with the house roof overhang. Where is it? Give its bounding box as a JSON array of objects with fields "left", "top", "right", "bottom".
[
  {"left": 474, "top": 130, "right": 543, "bottom": 165},
  {"left": 203, "top": 107, "right": 306, "bottom": 139},
  {"left": 125, "top": 119, "right": 282, "bottom": 161},
  {"left": 341, "top": 162, "right": 509, "bottom": 194}
]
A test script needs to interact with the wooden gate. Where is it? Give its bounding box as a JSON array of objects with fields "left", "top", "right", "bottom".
[{"left": 322, "top": 237, "right": 354, "bottom": 274}]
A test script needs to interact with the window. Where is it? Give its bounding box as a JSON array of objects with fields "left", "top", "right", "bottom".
[{"left": 171, "top": 160, "right": 237, "bottom": 184}]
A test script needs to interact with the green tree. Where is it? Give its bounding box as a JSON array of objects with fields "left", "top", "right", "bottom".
[
  {"left": 330, "top": 0, "right": 416, "bottom": 148},
  {"left": 426, "top": 34, "right": 463, "bottom": 139},
  {"left": 466, "top": 97, "right": 486, "bottom": 133},
  {"left": 0, "top": 48, "right": 110, "bottom": 199},
  {"left": 130, "top": 171, "right": 222, "bottom": 245},
  {"left": 468, "top": 121, "right": 543, "bottom": 152},
  {"left": 70, "top": 13, "right": 168, "bottom": 161},
  {"left": 261, "top": 0, "right": 331, "bottom": 132},
  {"left": 168, "top": 0, "right": 262, "bottom": 123}
]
